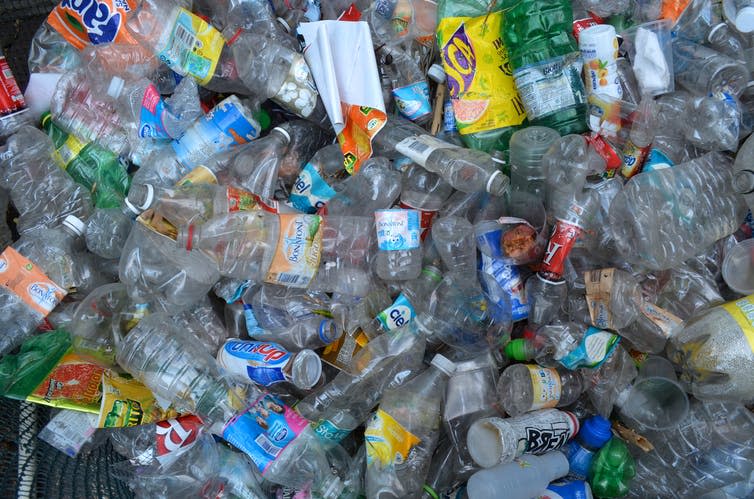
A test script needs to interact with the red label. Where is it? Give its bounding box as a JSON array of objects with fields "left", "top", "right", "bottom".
[
  {"left": 539, "top": 220, "right": 582, "bottom": 281},
  {"left": 338, "top": 3, "right": 362, "bottom": 21},
  {"left": 572, "top": 18, "right": 599, "bottom": 41},
  {"left": 587, "top": 133, "right": 621, "bottom": 172},
  {"left": 155, "top": 415, "right": 203, "bottom": 464},
  {"left": 399, "top": 200, "right": 437, "bottom": 241},
  {"left": 0, "top": 57, "right": 25, "bottom": 115}
]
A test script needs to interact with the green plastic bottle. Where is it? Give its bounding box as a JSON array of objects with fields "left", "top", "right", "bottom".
[
  {"left": 502, "top": 0, "right": 588, "bottom": 135},
  {"left": 41, "top": 112, "right": 130, "bottom": 209},
  {"left": 588, "top": 436, "right": 636, "bottom": 498}
]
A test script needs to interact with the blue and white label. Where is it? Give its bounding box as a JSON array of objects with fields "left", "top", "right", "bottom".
[
  {"left": 288, "top": 162, "right": 337, "bottom": 213},
  {"left": 539, "top": 479, "right": 592, "bottom": 499},
  {"left": 443, "top": 98, "right": 457, "bottom": 132},
  {"left": 311, "top": 418, "right": 351, "bottom": 444},
  {"left": 393, "top": 81, "right": 432, "bottom": 121},
  {"left": 559, "top": 326, "right": 620, "bottom": 370},
  {"left": 376, "top": 293, "right": 416, "bottom": 331},
  {"left": 218, "top": 339, "right": 291, "bottom": 386},
  {"left": 476, "top": 226, "right": 506, "bottom": 259},
  {"left": 642, "top": 148, "right": 673, "bottom": 172},
  {"left": 138, "top": 84, "right": 171, "bottom": 139},
  {"left": 480, "top": 254, "right": 529, "bottom": 321},
  {"left": 375, "top": 209, "right": 421, "bottom": 251},
  {"left": 564, "top": 439, "right": 597, "bottom": 481}
]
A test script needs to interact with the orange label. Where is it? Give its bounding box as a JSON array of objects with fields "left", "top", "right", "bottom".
[
  {"left": 28, "top": 352, "right": 104, "bottom": 412},
  {"left": 47, "top": 0, "right": 138, "bottom": 51},
  {"left": 0, "top": 247, "right": 67, "bottom": 317},
  {"left": 337, "top": 104, "right": 387, "bottom": 174},
  {"left": 264, "top": 214, "right": 323, "bottom": 288},
  {"left": 660, "top": 0, "right": 692, "bottom": 21}
]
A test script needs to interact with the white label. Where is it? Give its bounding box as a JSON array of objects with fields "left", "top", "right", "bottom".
[
  {"left": 513, "top": 54, "right": 585, "bottom": 120},
  {"left": 395, "top": 134, "right": 455, "bottom": 166},
  {"left": 38, "top": 410, "right": 98, "bottom": 457},
  {"left": 375, "top": 209, "right": 421, "bottom": 251}
]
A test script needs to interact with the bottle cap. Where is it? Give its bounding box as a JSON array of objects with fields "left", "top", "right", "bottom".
[
  {"left": 292, "top": 349, "right": 322, "bottom": 390},
  {"left": 318, "top": 319, "right": 342, "bottom": 344},
  {"left": 272, "top": 126, "right": 291, "bottom": 144},
  {"left": 253, "top": 108, "right": 272, "bottom": 131},
  {"left": 736, "top": 6, "right": 754, "bottom": 32},
  {"left": 707, "top": 22, "right": 727, "bottom": 42},
  {"left": 125, "top": 184, "right": 155, "bottom": 215},
  {"left": 427, "top": 63, "right": 446, "bottom": 84},
  {"left": 63, "top": 215, "right": 86, "bottom": 236},
  {"left": 430, "top": 353, "right": 456, "bottom": 375},
  {"left": 579, "top": 415, "right": 613, "bottom": 449},
  {"left": 504, "top": 338, "right": 530, "bottom": 361},
  {"left": 107, "top": 76, "right": 125, "bottom": 99}
]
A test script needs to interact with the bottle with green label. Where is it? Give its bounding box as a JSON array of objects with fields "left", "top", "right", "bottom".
[
  {"left": 41, "top": 112, "right": 130, "bottom": 209},
  {"left": 502, "top": 0, "right": 588, "bottom": 135}
]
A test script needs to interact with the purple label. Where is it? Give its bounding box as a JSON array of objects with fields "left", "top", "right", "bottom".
[{"left": 442, "top": 23, "right": 476, "bottom": 99}]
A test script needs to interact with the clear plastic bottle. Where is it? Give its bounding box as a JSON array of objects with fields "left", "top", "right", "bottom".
[
  {"left": 365, "top": 354, "right": 456, "bottom": 499},
  {"left": 526, "top": 273, "right": 568, "bottom": 329},
  {"left": 374, "top": 208, "right": 423, "bottom": 281},
  {"left": 733, "top": 130, "right": 754, "bottom": 211},
  {"left": 496, "top": 364, "right": 586, "bottom": 417},
  {"left": 466, "top": 452, "right": 571, "bottom": 499},
  {"left": 323, "top": 157, "right": 402, "bottom": 216},
  {"left": 288, "top": 144, "right": 345, "bottom": 214},
  {"left": 399, "top": 164, "right": 454, "bottom": 240},
  {"left": 467, "top": 409, "right": 579, "bottom": 467},
  {"left": 230, "top": 127, "right": 291, "bottom": 199},
  {"left": 706, "top": 22, "right": 748, "bottom": 63},
  {"left": 672, "top": 38, "right": 750, "bottom": 96},
  {"left": 431, "top": 216, "right": 477, "bottom": 275},
  {"left": 620, "top": 95, "right": 656, "bottom": 179},
  {"left": 85, "top": 197, "right": 150, "bottom": 260},
  {"left": 609, "top": 152, "right": 747, "bottom": 270},
  {"left": 509, "top": 126, "right": 561, "bottom": 200}
]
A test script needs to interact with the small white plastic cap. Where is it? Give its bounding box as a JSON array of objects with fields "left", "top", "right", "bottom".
[
  {"left": 107, "top": 76, "right": 125, "bottom": 99},
  {"left": 63, "top": 215, "right": 86, "bottom": 236},
  {"left": 124, "top": 184, "right": 155, "bottom": 215},
  {"left": 430, "top": 353, "right": 456, "bottom": 376},
  {"left": 272, "top": 126, "right": 291, "bottom": 144},
  {"left": 736, "top": 6, "right": 754, "bottom": 32},
  {"left": 427, "top": 63, "right": 446, "bottom": 84}
]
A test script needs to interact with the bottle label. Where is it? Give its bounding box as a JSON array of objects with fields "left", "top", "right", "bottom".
[
  {"left": 638, "top": 301, "right": 683, "bottom": 339},
  {"left": 157, "top": 8, "right": 224, "bottom": 85},
  {"left": 642, "top": 148, "right": 674, "bottom": 172},
  {"left": 513, "top": 54, "right": 586, "bottom": 121},
  {"left": 527, "top": 365, "right": 562, "bottom": 410},
  {"left": 264, "top": 214, "right": 323, "bottom": 288},
  {"left": 540, "top": 220, "right": 583, "bottom": 281},
  {"left": 512, "top": 410, "right": 577, "bottom": 455},
  {"left": 99, "top": 371, "right": 175, "bottom": 428},
  {"left": 338, "top": 105, "right": 387, "bottom": 175},
  {"left": 584, "top": 268, "right": 616, "bottom": 329},
  {"left": 218, "top": 339, "right": 291, "bottom": 386},
  {"left": 271, "top": 54, "right": 318, "bottom": 118},
  {"left": 0, "top": 247, "right": 67, "bottom": 316},
  {"left": 364, "top": 409, "right": 420, "bottom": 466},
  {"left": 154, "top": 415, "right": 203, "bottom": 467},
  {"left": 443, "top": 99, "right": 457, "bottom": 133},
  {"left": 620, "top": 139, "right": 650, "bottom": 178},
  {"left": 543, "top": 478, "right": 592, "bottom": 497},
  {"left": 375, "top": 209, "right": 421, "bottom": 251},
  {"left": 289, "top": 163, "right": 337, "bottom": 214},
  {"left": 38, "top": 410, "right": 98, "bottom": 458},
  {"left": 564, "top": 440, "right": 596, "bottom": 481},
  {"left": 559, "top": 326, "right": 621, "bottom": 369},
  {"left": 721, "top": 297, "right": 754, "bottom": 353},
  {"left": 47, "top": 0, "right": 137, "bottom": 51},
  {"left": 376, "top": 293, "right": 416, "bottom": 331},
  {"left": 312, "top": 418, "right": 351, "bottom": 444},
  {"left": 580, "top": 33, "right": 622, "bottom": 99},
  {"left": 226, "top": 186, "right": 260, "bottom": 212},
  {"left": 395, "top": 134, "right": 456, "bottom": 166},
  {"left": 0, "top": 56, "right": 25, "bottom": 114},
  {"left": 139, "top": 84, "right": 171, "bottom": 139},
  {"left": 222, "top": 395, "right": 308, "bottom": 474},
  {"left": 392, "top": 81, "right": 432, "bottom": 121},
  {"left": 398, "top": 200, "right": 437, "bottom": 241},
  {"left": 479, "top": 254, "right": 529, "bottom": 322},
  {"left": 53, "top": 133, "right": 87, "bottom": 170},
  {"left": 176, "top": 165, "right": 218, "bottom": 186},
  {"left": 437, "top": 13, "right": 527, "bottom": 134}
]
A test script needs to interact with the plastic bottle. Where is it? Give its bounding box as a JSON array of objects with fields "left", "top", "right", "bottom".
[
  {"left": 85, "top": 195, "right": 151, "bottom": 260},
  {"left": 733, "top": 131, "right": 754, "bottom": 211},
  {"left": 672, "top": 38, "right": 750, "bottom": 96},
  {"left": 467, "top": 409, "right": 578, "bottom": 468},
  {"left": 609, "top": 152, "right": 747, "bottom": 270},
  {"left": 619, "top": 95, "right": 656, "bottom": 179},
  {"left": 538, "top": 480, "right": 594, "bottom": 499},
  {"left": 588, "top": 437, "right": 636, "bottom": 498},
  {"left": 380, "top": 45, "right": 432, "bottom": 125},
  {"left": 230, "top": 127, "right": 291, "bottom": 199},
  {"left": 526, "top": 274, "right": 568, "bottom": 329},
  {"left": 706, "top": 22, "right": 748, "bottom": 63},
  {"left": 323, "top": 157, "right": 402, "bottom": 216},
  {"left": 374, "top": 208, "right": 423, "bottom": 281},
  {"left": 467, "top": 451, "right": 571, "bottom": 499},
  {"left": 496, "top": 364, "right": 586, "bottom": 417},
  {"left": 563, "top": 415, "right": 613, "bottom": 480},
  {"left": 722, "top": 0, "right": 754, "bottom": 33},
  {"left": 105, "top": 75, "right": 185, "bottom": 140},
  {"left": 399, "top": 164, "right": 454, "bottom": 240},
  {"left": 502, "top": 0, "right": 587, "bottom": 134},
  {"left": 288, "top": 144, "right": 345, "bottom": 214},
  {"left": 579, "top": 24, "right": 622, "bottom": 99},
  {"left": 217, "top": 338, "right": 322, "bottom": 390},
  {"left": 365, "top": 354, "right": 456, "bottom": 499},
  {"left": 509, "top": 126, "right": 561, "bottom": 199}
]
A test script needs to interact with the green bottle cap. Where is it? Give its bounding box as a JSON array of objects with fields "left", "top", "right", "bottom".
[
  {"left": 253, "top": 108, "right": 272, "bottom": 131},
  {"left": 504, "top": 338, "right": 529, "bottom": 361}
]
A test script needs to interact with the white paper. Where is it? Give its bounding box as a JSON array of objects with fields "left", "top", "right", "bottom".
[
  {"left": 633, "top": 28, "right": 671, "bottom": 96},
  {"left": 23, "top": 73, "right": 63, "bottom": 121},
  {"left": 298, "top": 21, "right": 385, "bottom": 135}
]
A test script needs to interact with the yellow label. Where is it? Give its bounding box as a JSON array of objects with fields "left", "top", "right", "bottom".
[
  {"left": 98, "top": 371, "right": 177, "bottom": 428},
  {"left": 176, "top": 165, "right": 218, "bottom": 186},
  {"left": 158, "top": 9, "right": 224, "bottom": 86},
  {"left": 527, "top": 365, "right": 561, "bottom": 410},
  {"left": 437, "top": 13, "right": 526, "bottom": 135},
  {"left": 722, "top": 296, "right": 754, "bottom": 353},
  {"left": 264, "top": 214, "right": 323, "bottom": 288},
  {"left": 365, "top": 409, "right": 420, "bottom": 466},
  {"left": 54, "top": 134, "right": 86, "bottom": 170}
]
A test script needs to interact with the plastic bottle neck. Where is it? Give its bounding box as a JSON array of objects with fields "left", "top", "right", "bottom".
[{"left": 734, "top": 169, "right": 754, "bottom": 195}]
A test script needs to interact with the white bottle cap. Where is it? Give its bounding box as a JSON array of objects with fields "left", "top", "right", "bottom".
[
  {"left": 124, "top": 184, "right": 155, "bottom": 215},
  {"left": 107, "top": 76, "right": 125, "bottom": 99},
  {"left": 272, "top": 126, "right": 291, "bottom": 144},
  {"left": 63, "top": 215, "right": 86, "bottom": 236},
  {"left": 736, "top": 6, "right": 754, "bottom": 32},
  {"left": 427, "top": 63, "right": 446, "bottom": 84},
  {"left": 430, "top": 353, "right": 456, "bottom": 375}
]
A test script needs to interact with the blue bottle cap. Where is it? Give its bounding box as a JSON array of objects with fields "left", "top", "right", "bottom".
[{"left": 579, "top": 415, "right": 612, "bottom": 449}]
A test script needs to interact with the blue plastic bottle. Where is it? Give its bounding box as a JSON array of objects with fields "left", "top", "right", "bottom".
[{"left": 563, "top": 415, "right": 612, "bottom": 480}]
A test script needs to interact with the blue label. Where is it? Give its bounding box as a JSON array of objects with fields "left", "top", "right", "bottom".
[
  {"left": 138, "top": 84, "right": 171, "bottom": 139},
  {"left": 172, "top": 96, "right": 259, "bottom": 168},
  {"left": 59, "top": 0, "right": 122, "bottom": 45},
  {"left": 288, "top": 162, "right": 337, "bottom": 213},
  {"left": 443, "top": 99, "right": 457, "bottom": 133},
  {"left": 222, "top": 340, "right": 291, "bottom": 386},
  {"left": 642, "top": 148, "right": 673, "bottom": 172},
  {"left": 376, "top": 293, "right": 416, "bottom": 331},
  {"left": 393, "top": 81, "right": 432, "bottom": 121},
  {"left": 564, "top": 440, "right": 595, "bottom": 481},
  {"left": 479, "top": 254, "right": 528, "bottom": 321},
  {"left": 476, "top": 227, "right": 506, "bottom": 259},
  {"left": 375, "top": 209, "right": 421, "bottom": 251},
  {"left": 541, "top": 479, "right": 592, "bottom": 499},
  {"left": 242, "top": 303, "right": 265, "bottom": 337},
  {"left": 312, "top": 418, "right": 351, "bottom": 444},
  {"left": 222, "top": 395, "right": 309, "bottom": 474},
  {"left": 559, "top": 326, "right": 620, "bottom": 370}
]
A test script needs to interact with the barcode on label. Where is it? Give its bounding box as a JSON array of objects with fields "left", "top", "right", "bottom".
[
  {"left": 166, "top": 23, "right": 196, "bottom": 69},
  {"left": 255, "top": 433, "right": 282, "bottom": 457},
  {"left": 276, "top": 273, "right": 300, "bottom": 284},
  {"left": 406, "top": 138, "right": 430, "bottom": 153}
]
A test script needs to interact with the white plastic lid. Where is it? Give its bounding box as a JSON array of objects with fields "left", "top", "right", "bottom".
[
  {"left": 63, "top": 215, "right": 86, "bottom": 236},
  {"left": 736, "top": 6, "right": 754, "bottom": 32},
  {"left": 427, "top": 63, "right": 446, "bottom": 84},
  {"left": 124, "top": 184, "right": 155, "bottom": 215},
  {"left": 272, "top": 126, "right": 291, "bottom": 144},
  {"left": 107, "top": 76, "right": 125, "bottom": 99},
  {"left": 430, "top": 353, "right": 456, "bottom": 375}
]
